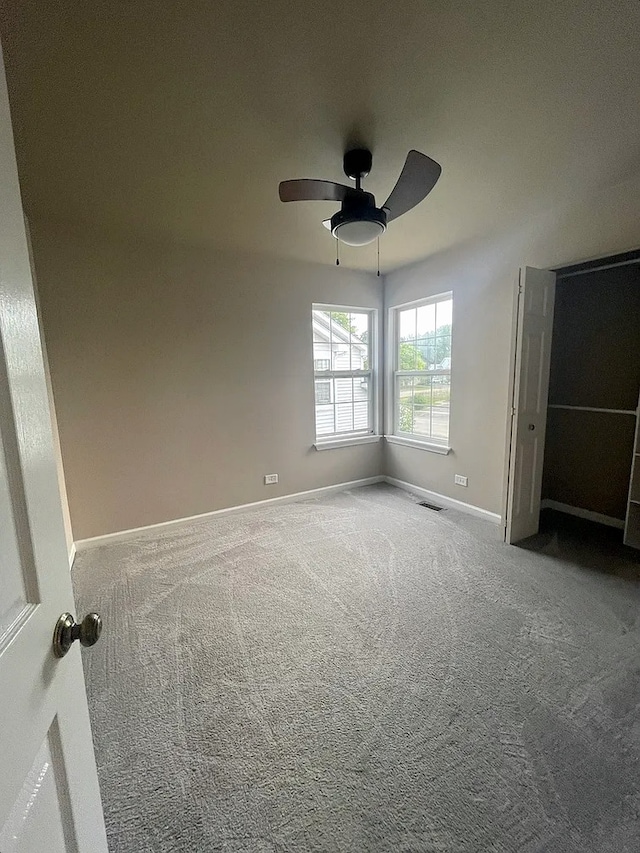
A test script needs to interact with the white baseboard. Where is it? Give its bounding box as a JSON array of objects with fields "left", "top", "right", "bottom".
[
  {"left": 384, "top": 476, "right": 502, "bottom": 524},
  {"left": 540, "top": 499, "right": 625, "bottom": 529},
  {"left": 74, "top": 476, "right": 385, "bottom": 552},
  {"left": 73, "top": 474, "right": 502, "bottom": 554},
  {"left": 68, "top": 542, "right": 76, "bottom": 570}
]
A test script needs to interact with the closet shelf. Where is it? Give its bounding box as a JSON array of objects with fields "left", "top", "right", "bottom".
[{"left": 547, "top": 404, "right": 636, "bottom": 415}]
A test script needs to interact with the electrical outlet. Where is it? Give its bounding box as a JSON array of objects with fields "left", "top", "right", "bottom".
[
  {"left": 454, "top": 474, "right": 468, "bottom": 487},
  {"left": 264, "top": 473, "right": 279, "bottom": 485}
]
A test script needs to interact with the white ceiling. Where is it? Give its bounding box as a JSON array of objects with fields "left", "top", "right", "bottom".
[{"left": 2, "top": 0, "right": 640, "bottom": 271}]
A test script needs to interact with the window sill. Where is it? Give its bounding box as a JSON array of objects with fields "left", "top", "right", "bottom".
[
  {"left": 385, "top": 435, "right": 452, "bottom": 455},
  {"left": 314, "top": 435, "right": 382, "bottom": 451}
]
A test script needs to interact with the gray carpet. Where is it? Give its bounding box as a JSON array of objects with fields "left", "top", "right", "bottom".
[{"left": 73, "top": 484, "right": 640, "bottom": 852}]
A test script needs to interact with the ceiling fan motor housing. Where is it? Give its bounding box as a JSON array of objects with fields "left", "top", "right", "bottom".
[
  {"left": 343, "top": 148, "right": 373, "bottom": 180},
  {"left": 333, "top": 149, "right": 387, "bottom": 245}
]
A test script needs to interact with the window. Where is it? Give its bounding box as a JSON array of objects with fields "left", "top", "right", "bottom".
[
  {"left": 314, "top": 380, "right": 331, "bottom": 404},
  {"left": 392, "top": 294, "right": 452, "bottom": 446},
  {"left": 312, "top": 306, "right": 375, "bottom": 440}
]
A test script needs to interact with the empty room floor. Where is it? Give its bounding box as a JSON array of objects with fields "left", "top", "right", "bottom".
[{"left": 73, "top": 484, "right": 640, "bottom": 852}]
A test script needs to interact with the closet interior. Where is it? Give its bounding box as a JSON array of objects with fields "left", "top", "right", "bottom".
[{"left": 541, "top": 254, "right": 640, "bottom": 548}]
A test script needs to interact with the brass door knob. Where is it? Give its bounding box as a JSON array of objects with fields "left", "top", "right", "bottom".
[{"left": 53, "top": 612, "right": 102, "bottom": 658}]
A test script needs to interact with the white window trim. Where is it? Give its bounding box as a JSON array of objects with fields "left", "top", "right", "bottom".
[
  {"left": 312, "top": 304, "right": 380, "bottom": 444},
  {"left": 315, "top": 435, "right": 383, "bottom": 451},
  {"left": 385, "top": 435, "right": 451, "bottom": 455},
  {"left": 386, "top": 292, "right": 453, "bottom": 449}
]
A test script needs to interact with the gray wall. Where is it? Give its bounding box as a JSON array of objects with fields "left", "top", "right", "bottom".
[
  {"left": 384, "top": 172, "right": 640, "bottom": 516},
  {"left": 32, "top": 223, "right": 382, "bottom": 540},
  {"left": 383, "top": 240, "right": 515, "bottom": 516},
  {"left": 31, "top": 169, "right": 640, "bottom": 538}
]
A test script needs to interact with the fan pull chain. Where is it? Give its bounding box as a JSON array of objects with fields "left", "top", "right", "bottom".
[
  {"left": 377, "top": 238, "right": 380, "bottom": 277},
  {"left": 336, "top": 238, "right": 340, "bottom": 266}
]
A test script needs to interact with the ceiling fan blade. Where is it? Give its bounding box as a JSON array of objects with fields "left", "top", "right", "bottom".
[
  {"left": 382, "top": 150, "right": 442, "bottom": 223},
  {"left": 279, "top": 179, "right": 351, "bottom": 203},
  {"left": 322, "top": 218, "right": 332, "bottom": 230}
]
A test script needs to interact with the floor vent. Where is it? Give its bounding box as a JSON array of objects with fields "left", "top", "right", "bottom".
[{"left": 418, "top": 501, "right": 444, "bottom": 512}]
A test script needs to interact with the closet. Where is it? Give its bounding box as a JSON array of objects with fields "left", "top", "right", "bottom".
[{"left": 541, "top": 254, "right": 640, "bottom": 547}]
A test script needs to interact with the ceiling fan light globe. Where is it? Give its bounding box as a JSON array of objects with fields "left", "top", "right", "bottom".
[{"left": 331, "top": 209, "right": 387, "bottom": 247}]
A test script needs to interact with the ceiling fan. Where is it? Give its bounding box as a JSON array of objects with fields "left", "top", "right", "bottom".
[{"left": 279, "top": 148, "right": 441, "bottom": 247}]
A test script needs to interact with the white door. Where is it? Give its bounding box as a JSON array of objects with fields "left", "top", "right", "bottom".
[
  {"left": 504, "top": 266, "right": 556, "bottom": 544},
  {"left": 0, "top": 43, "right": 109, "bottom": 853}
]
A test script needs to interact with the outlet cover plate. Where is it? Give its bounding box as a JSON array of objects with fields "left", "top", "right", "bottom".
[
  {"left": 454, "top": 474, "right": 468, "bottom": 487},
  {"left": 264, "top": 474, "right": 279, "bottom": 485}
]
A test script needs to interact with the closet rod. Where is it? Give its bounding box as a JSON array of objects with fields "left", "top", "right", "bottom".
[
  {"left": 548, "top": 404, "right": 636, "bottom": 415},
  {"left": 556, "top": 257, "right": 640, "bottom": 279}
]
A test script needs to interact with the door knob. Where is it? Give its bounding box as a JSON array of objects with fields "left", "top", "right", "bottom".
[
  {"left": 528, "top": 423, "right": 536, "bottom": 430},
  {"left": 53, "top": 612, "right": 102, "bottom": 658}
]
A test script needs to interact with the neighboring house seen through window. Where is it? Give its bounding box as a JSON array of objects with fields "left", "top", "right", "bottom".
[
  {"left": 392, "top": 294, "right": 452, "bottom": 446},
  {"left": 314, "top": 380, "right": 331, "bottom": 405},
  {"left": 312, "top": 306, "right": 374, "bottom": 440}
]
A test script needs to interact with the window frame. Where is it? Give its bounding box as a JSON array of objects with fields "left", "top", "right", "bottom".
[
  {"left": 388, "top": 293, "right": 453, "bottom": 453},
  {"left": 312, "top": 304, "right": 379, "bottom": 446}
]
